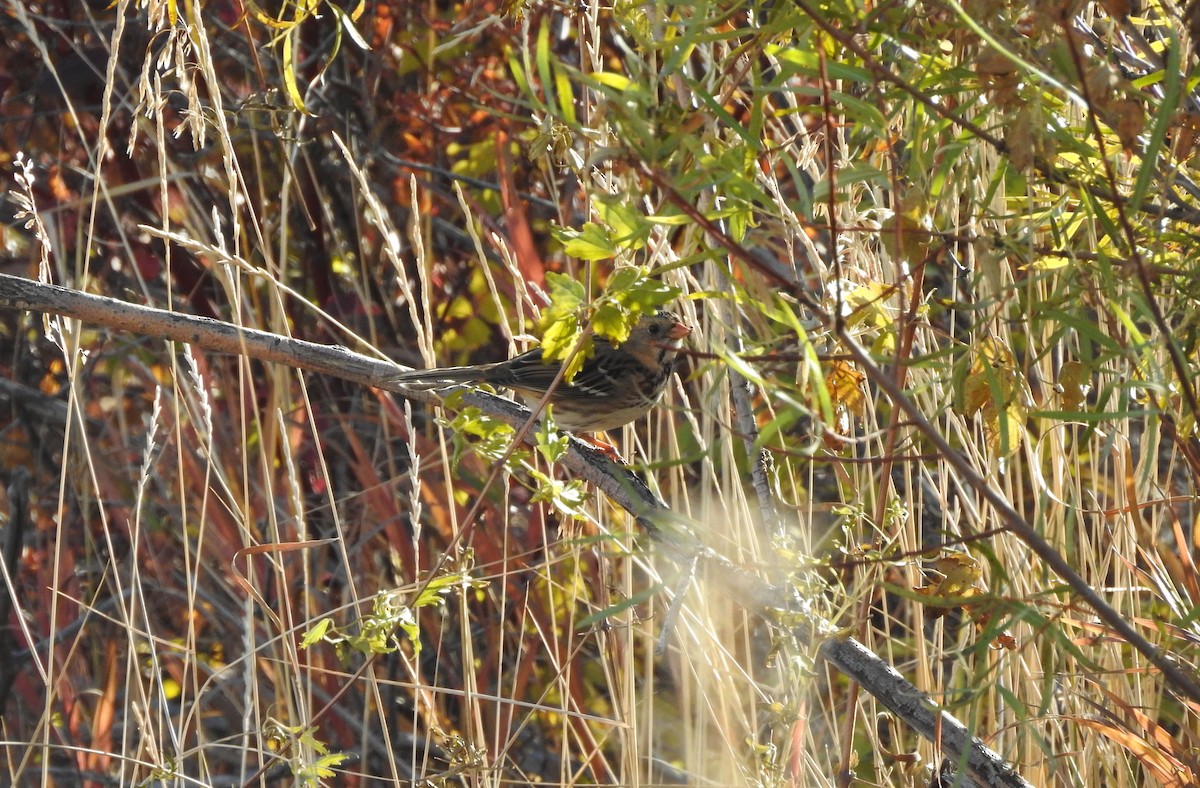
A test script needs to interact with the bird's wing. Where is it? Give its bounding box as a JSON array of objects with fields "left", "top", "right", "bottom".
[
  {"left": 535, "top": 343, "right": 646, "bottom": 401},
  {"left": 478, "top": 347, "right": 567, "bottom": 391},
  {"left": 483, "top": 345, "right": 629, "bottom": 400}
]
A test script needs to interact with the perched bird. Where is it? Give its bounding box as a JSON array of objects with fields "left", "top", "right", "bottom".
[{"left": 390, "top": 310, "right": 691, "bottom": 432}]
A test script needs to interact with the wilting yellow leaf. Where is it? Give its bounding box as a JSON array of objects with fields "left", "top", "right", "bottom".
[
  {"left": 1058, "top": 360, "right": 1091, "bottom": 411},
  {"left": 920, "top": 552, "right": 983, "bottom": 599},
  {"left": 826, "top": 360, "right": 866, "bottom": 417},
  {"left": 1027, "top": 254, "right": 1070, "bottom": 271},
  {"left": 957, "top": 337, "right": 1029, "bottom": 458},
  {"left": 880, "top": 212, "right": 931, "bottom": 265}
]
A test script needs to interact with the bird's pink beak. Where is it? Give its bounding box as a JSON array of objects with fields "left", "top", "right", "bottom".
[{"left": 668, "top": 320, "right": 692, "bottom": 340}]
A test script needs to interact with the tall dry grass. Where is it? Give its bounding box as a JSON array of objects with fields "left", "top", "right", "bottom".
[{"left": 1, "top": 1, "right": 1199, "bottom": 786}]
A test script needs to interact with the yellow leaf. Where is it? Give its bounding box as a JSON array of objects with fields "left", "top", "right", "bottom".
[
  {"left": 1027, "top": 254, "right": 1070, "bottom": 271},
  {"left": 1058, "top": 360, "right": 1091, "bottom": 411},
  {"left": 281, "top": 31, "right": 314, "bottom": 115},
  {"left": 920, "top": 553, "right": 983, "bottom": 600},
  {"left": 958, "top": 337, "right": 1029, "bottom": 457},
  {"left": 880, "top": 212, "right": 930, "bottom": 265},
  {"left": 825, "top": 360, "right": 865, "bottom": 418},
  {"left": 593, "top": 71, "right": 633, "bottom": 91}
]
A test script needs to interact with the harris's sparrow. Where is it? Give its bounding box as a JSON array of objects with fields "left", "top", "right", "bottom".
[{"left": 390, "top": 310, "right": 691, "bottom": 432}]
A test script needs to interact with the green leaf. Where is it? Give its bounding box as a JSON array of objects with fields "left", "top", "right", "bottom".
[
  {"left": 644, "top": 208, "right": 693, "bottom": 226},
  {"left": 577, "top": 583, "right": 666, "bottom": 629},
  {"left": 539, "top": 313, "right": 583, "bottom": 361},
  {"left": 789, "top": 86, "right": 888, "bottom": 129},
  {"left": 536, "top": 17, "right": 556, "bottom": 113},
  {"left": 413, "top": 572, "right": 467, "bottom": 608},
  {"left": 558, "top": 222, "right": 617, "bottom": 260},
  {"left": 535, "top": 419, "right": 571, "bottom": 462},
  {"left": 307, "top": 752, "right": 350, "bottom": 779},
  {"left": 770, "top": 44, "right": 872, "bottom": 83},
  {"left": 1129, "top": 36, "right": 1180, "bottom": 212},
  {"left": 594, "top": 197, "right": 651, "bottom": 249},
  {"left": 606, "top": 267, "right": 644, "bottom": 293},
  {"left": 396, "top": 607, "right": 420, "bottom": 652},
  {"left": 538, "top": 271, "right": 590, "bottom": 372},
  {"left": 611, "top": 277, "right": 682, "bottom": 315},
  {"left": 591, "top": 302, "right": 633, "bottom": 343},
  {"left": 554, "top": 66, "right": 577, "bottom": 126},
  {"left": 527, "top": 468, "right": 589, "bottom": 518},
  {"left": 300, "top": 618, "right": 333, "bottom": 648},
  {"left": 811, "top": 163, "right": 889, "bottom": 203},
  {"left": 545, "top": 270, "right": 586, "bottom": 309}
]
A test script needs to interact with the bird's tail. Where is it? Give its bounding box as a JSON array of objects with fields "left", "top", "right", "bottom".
[{"left": 386, "top": 364, "right": 491, "bottom": 386}]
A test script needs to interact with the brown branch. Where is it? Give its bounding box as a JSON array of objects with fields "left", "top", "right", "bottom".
[{"left": 0, "top": 272, "right": 1032, "bottom": 787}]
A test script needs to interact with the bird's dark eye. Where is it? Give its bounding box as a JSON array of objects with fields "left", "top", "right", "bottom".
[{"left": 647, "top": 322, "right": 662, "bottom": 336}]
